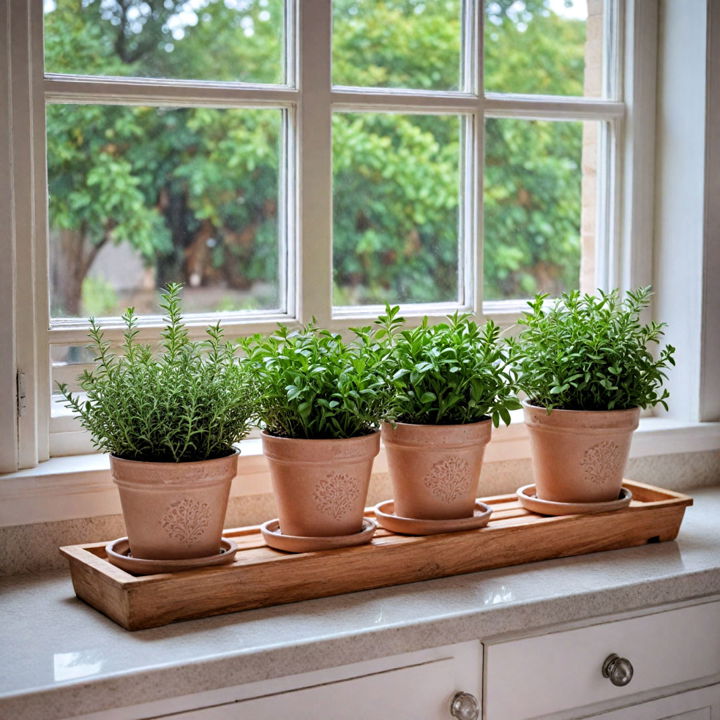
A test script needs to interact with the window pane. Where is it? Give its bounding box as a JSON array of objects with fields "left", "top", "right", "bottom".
[
  {"left": 485, "top": 0, "right": 605, "bottom": 97},
  {"left": 333, "top": 0, "right": 462, "bottom": 90},
  {"left": 44, "top": 0, "right": 285, "bottom": 85},
  {"left": 47, "top": 104, "right": 282, "bottom": 318},
  {"left": 333, "top": 113, "right": 461, "bottom": 306},
  {"left": 484, "top": 118, "right": 599, "bottom": 300}
]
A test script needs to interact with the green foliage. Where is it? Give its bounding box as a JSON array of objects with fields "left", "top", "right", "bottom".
[
  {"left": 333, "top": 113, "right": 460, "bottom": 304},
  {"left": 58, "top": 284, "right": 256, "bottom": 461},
  {"left": 333, "top": 0, "right": 462, "bottom": 90},
  {"left": 484, "top": 118, "right": 582, "bottom": 299},
  {"left": 241, "top": 324, "right": 393, "bottom": 440},
  {"left": 377, "top": 306, "right": 521, "bottom": 427},
  {"left": 45, "top": 0, "right": 283, "bottom": 316},
  {"left": 509, "top": 287, "right": 676, "bottom": 411},
  {"left": 81, "top": 276, "right": 119, "bottom": 317}
]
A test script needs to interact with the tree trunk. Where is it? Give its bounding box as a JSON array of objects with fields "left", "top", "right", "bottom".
[
  {"left": 51, "top": 228, "right": 87, "bottom": 317},
  {"left": 50, "top": 228, "right": 108, "bottom": 317}
]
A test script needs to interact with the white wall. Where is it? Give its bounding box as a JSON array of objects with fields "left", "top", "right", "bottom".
[{"left": 654, "top": 0, "right": 716, "bottom": 422}]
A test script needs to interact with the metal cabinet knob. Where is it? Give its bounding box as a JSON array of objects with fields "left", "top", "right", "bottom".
[
  {"left": 450, "top": 691, "right": 480, "bottom": 720},
  {"left": 602, "top": 653, "right": 634, "bottom": 686}
]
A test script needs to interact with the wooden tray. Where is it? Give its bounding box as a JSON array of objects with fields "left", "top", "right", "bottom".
[{"left": 60, "top": 480, "right": 692, "bottom": 631}]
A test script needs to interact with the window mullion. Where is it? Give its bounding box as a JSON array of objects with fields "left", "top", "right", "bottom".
[
  {"left": 474, "top": 0, "right": 484, "bottom": 320},
  {"left": 31, "top": 0, "right": 50, "bottom": 464},
  {"left": 617, "top": 0, "right": 656, "bottom": 296},
  {"left": 0, "top": 0, "right": 18, "bottom": 472},
  {"left": 298, "top": 0, "right": 332, "bottom": 326},
  {"left": 8, "top": 0, "right": 48, "bottom": 470}
]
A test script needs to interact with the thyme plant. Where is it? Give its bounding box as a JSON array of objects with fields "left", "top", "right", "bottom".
[
  {"left": 241, "top": 323, "right": 393, "bottom": 439},
  {"left": 377, "top": 307, "right": 521, "bottom": 427},
  {"left": 58, "top": 284, "right": 256, "bottom": 462},
  {"left": 509, "top": 287, "right": 676, "bottom": 412}
]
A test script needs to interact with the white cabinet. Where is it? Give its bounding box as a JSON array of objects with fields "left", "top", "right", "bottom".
[
  {"left": 484, "top": 600, "right": 720, "bottom": 720},
  {"left": 80, "top": 641, "right": 482, "bottom": 720},
  {"left": 588, "top": 684, "right": 720, "bottom": 719},
  {"left": 67, "top": 598, "right": 720, "bottom": 720},
  {"left": 165, "top": 655, "right": 476, "bottom": 719}
]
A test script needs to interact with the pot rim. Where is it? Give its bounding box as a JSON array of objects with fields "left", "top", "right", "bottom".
[
  {"left": 521, "top": 399, "right": 640, "bottom": 415},
  {"left": 110, "top": 447, "right": 240, "bottom": 467},
  {"left": 381, "top": 417, "right": 491, "bottom": 430},
  {"left": 261, "top": 429, "right": 381, "bottom": 442},
  {"left": 261, "top": 429, "right": 380, "bottom": 466}
]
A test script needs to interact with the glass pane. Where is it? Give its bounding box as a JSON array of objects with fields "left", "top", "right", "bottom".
[
  {"left": 484, "top": 118, "right": 599, "bottom": 300},
  {"left": 333, "top": 0, "right": 462, "bottom": 90},
  {"left": 47, "top": 104, "right": 282, "bottom": 318},
  {"left": 44, "top": 0, "right": 284, "bottom": 84},
  {"left": 333, "top": 113, "right": 461, "bottom": 306},
  {"left": 485, "top": 0, "right": 605, "bottom": 97}
]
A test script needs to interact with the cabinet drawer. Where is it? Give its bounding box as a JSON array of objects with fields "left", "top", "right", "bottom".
[
  {"left": 485, "top": 601, "right": 720, "bottom": 720},
  {"left": 160, "top": 641, "right": 481, "bottom": 720},
  {"left": 168, "top": 659, "right": 463, "bottom": 719}
]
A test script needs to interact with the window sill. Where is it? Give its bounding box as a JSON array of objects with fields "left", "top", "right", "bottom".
[{"left": 1, "top": 418, "right": 719, "bottom": 528}]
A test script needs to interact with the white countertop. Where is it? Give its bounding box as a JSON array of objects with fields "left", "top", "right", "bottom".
[{"left": 2, "top": 487, "right": 720, "bottom": 720}]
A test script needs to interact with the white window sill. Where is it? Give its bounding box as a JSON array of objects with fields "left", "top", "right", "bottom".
[{"left": 1, "top": 417, "right": 719, "bottom": 528}]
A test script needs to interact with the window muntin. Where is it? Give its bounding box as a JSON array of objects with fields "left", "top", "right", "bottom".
[{"left": 43, "top": 0, "right": 286, "bottom": 85}]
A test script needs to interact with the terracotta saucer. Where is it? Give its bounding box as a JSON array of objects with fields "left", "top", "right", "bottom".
[
  {"left": 373, "top": 500, "right": 493, "bottom": 536},
  {"left": 105, "top": 537, "right": 239, "bottom": 575},
  {"left": 516, "top": 484, "right": 633, "bottom": 516},
  {"left": 260, "top": 517, "right": 377, "bottom": 553}
]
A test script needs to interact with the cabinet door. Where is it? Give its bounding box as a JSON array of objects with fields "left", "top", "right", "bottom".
[
  {"left": 160, "top": 644, "right": 481, "bottom": 720},
  {"left": 587, "top": 684, "right": 720, "bottom": 720}
]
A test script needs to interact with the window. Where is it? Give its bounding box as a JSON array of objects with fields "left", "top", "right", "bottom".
[{"left": 3, "top": 0, "right": 634, "bottom": 470}]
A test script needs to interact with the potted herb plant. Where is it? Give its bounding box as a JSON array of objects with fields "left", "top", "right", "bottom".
[
  {"left": 242, "top": 323, "right": 392, "bottom": 539},
  {"left": 379, "top": 308, "right": 520, "bottom": 520},
  {"left": 510, "top": 287, "right": 675, "bottom": 504},
  {"left": 59, "top": 284, "right": 256, "bottom": 561}
]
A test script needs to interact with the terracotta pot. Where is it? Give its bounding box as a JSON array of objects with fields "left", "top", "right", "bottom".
[
  {"left": 523, "top": 402, "right": 640, "bottom": 503},
  {"left": 110, "top": 451, "right": 237, "bottom": 560},
  {"left": 381, "top": 420, "right": 492, "bottom": 520},
  {"left": 262, "top": 431, "right": 380, "bottom": 537}
]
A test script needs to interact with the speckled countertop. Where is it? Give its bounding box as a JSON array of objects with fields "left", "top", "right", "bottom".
[{"left": 2, "top": 486, "right": 720, "bottom": 720}]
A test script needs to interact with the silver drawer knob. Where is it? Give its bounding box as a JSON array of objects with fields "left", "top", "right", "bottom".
[
  {"left": 602, "top": 653, "right": 634, "bottom": 686},
  {"left": 450, "top": 691, "right": 480, "bottom": 720}
]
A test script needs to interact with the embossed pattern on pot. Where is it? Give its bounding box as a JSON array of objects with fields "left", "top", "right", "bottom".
[
  {"left": 160, "top": 498, "right": 212, "bottom": 546},
  {"left": 581, "top": 441, "right": 623, "bottom": 487},
  {"left": 423, "top": 456, "right": 472, "bottom": 504},
  {"left": 313, "top": 473, "right": 361, "bottom": 521}
]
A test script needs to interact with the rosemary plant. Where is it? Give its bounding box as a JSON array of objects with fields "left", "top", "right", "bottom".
[{"left": 58, "top": 284, "right": 256, "bottom": 462}]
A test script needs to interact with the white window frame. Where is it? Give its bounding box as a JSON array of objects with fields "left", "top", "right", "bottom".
[{"left": 1, "top": 0, "right": 718, "bottom": 524}]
